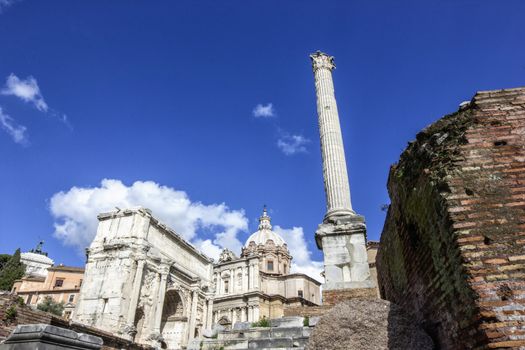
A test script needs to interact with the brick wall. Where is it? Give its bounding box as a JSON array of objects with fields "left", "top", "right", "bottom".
[
  {"left": 323, "top": 288, "right": 377, "bottom": 306},
  {"left": 283, "top": 306, "right": 331, "bottom": 317},
  {"left": 0, "top": 293, "right": 153, "bottom": 350},
  {"left": 377, "top": 87, "right": 525, "bottom": 349}
]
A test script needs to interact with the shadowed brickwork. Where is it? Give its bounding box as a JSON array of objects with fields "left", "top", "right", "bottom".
[{"left": 377, "top": 87, "right": 525, "bottom": 349}]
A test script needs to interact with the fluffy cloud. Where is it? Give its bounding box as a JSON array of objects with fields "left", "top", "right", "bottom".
[
  {"left": 252, "top": 103, "right": 275, "bottom": 118},
  {"left": 1, "top": 74, "right": 48, "bottom": 112},
  {"left": 274, "top": 225, "right": 324, "bottom": 283},
  {"left": 49, "top": 179, "right": 248, "bottom": 258},
  {"left": 277, "top": 133, "right": 310, "bottom": 155},
  {"left": 0, "top": 107, "right": 28, "bottom": 145}
]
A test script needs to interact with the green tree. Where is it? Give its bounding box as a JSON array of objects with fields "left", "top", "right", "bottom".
[
  {"left": 37, "top": 296, "right": 64, "bottom": 316},
  {"left": 0, "top": 254, "right": 11, "bottom": 270},
  {"left": 0, "top": 249, "right": 25, "bottom": 291}
]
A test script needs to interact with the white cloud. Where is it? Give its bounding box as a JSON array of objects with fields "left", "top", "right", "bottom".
[
  {"left": 274, "top": 225, "right": 324, "bottom": 283},
  {"left": 1, "top": 74, "right": 48, "bottom": 112},
  {"left": 49, "top": 179, "right": 248, "bottom": 257},
  {"left": 0, "top": 0, "right": 18, "bottom": 12},
  {"left": 277, "top": 133, "right": 310, "bottom": 155},
  {"left": 0, "top": 107, "right": 28, "bottom": 145},
  {"left": 252, "top": 103, "right": 275, "bottom": 118}
]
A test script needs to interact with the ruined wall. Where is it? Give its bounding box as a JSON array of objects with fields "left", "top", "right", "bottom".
[
  {"left": 0, "top": 293, "right": 152, "bottom": 349},
  {"left": 377, "top": 87, "right": 525, "bottom": 349}
]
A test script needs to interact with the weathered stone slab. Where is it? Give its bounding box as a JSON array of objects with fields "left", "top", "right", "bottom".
[
  {"left": 233, "top": 321, "right": 251, "bottom": 330},
  {"left": 308, "top": 316, "right": 320, "bottom": 327},
  {"left": 0, "top": 324, "right": 102, "bottom": 350},
  {"left": 248, "top": 337, "right": 293, "bottom": 349},
  {"left": 269, "top": 316, "right": 303, "bottom": 328},
  {"left": 270, "top": 327, "right": 303, "bottom": 338}
]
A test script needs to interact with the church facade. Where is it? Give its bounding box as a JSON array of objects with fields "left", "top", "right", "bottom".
[
  {"left": 211, "top": 208, "right": 321, "bottom": 325},
  {"left": 72, "top": 206, "right": 321, "bottom": 349}
]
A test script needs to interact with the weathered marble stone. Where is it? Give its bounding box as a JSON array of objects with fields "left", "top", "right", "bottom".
[
  {"left": 0, "top": 324, "right": 102, "bottom": 350},
  {"left": 310, "top": 51, "right": 373, "bottom": 292},
  {"left": 270, "top": 316, "right": 304, "bottom": 328}
]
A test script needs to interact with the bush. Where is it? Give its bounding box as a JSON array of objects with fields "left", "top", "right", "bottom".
[
  {"left": 251, "top": 318, "right": 270, "bottom": 327},
  {"left": 37, "top": 296, "right": 64, "bottom": 316},
  {"left": 5, "top": 305, "right": 17, "bottom": 322},
  {"left": 303, "top": 316, "right": 310, "bottom": 327}
]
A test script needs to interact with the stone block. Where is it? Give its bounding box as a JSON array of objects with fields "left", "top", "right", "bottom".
[
  {"left": 308, "top": 316, "right": 320, "bottom": 327},
  {"left": 233, "top": 321, "right": 251, "bottom": 330},
  {"left": 270, "top": 327, "right": 303, "bottom": 338},
  {"left": 0, "top": 324, "right": 103, "bottom": 350},
  {"left": 269, "top": 316, "right": 303, "bottom": 328},
  {"left": 248, "top": 337, "right": 293, "bottom": 349}
]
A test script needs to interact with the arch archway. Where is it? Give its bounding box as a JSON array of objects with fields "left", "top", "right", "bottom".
[{"left": 160, "top": 290, "right": 187, "bottom": 349}]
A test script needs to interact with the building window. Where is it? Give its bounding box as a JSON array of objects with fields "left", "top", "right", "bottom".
[
  {"left": 79, "top": 279, "right": 83, "bottom": 287},
  {"left": 68, "top": 294, "right": 75, "bottom": 303},
  {"left": 267, "top": 260, "right": 274, "bottom": 271},
  {"left": 298, "top": 290, "right": 303, "bottom": 298},
  {"left": 54, "top": 279, "right": 64, "bottom": 287},
  {"left": 64, "top": 311, "right": 72, "bottom": 319},
  {"left": 283, "top": 264, "right": 287, "bottom": 273},
  {"left": 224, "top": 280, "right": 229, "bottom": 294}
]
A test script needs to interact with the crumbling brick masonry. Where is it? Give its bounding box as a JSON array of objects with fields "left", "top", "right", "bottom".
[{"left": 377, "top": 87, "right": 525, "bottom": 349}]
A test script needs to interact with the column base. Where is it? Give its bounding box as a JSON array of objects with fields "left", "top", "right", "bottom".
[{"left": 316, "top": 214, "right": 375, "bottom": 293}]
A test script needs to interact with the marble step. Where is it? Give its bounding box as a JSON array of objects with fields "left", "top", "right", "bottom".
[
  {"left": 219, "top": 327, "right": 311, "bottom": 340},
  {"left": 247, "top": 337, "right": 293, "bottom": 349}
]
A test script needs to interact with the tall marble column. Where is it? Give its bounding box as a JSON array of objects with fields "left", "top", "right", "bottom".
[
  {"left": 310, "top": 51, "right": 373, "bottom": 291},
  {"left": 126, "top": 258, "right": 145, "bottom": 338},
  {"left": 153, "top": 267, "right": 169, "bottom": 334},
  {"left": 206, "top": 298, "right": 213, "bottom": 328},
  {"left": 188, "top": 290, "right": 198, "bottom": 343},
  {"left": 310, "top": 51, "right": 354, "bottom": 222}
]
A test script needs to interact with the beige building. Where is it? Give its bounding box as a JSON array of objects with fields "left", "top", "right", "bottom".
[
  {"left": 12, "top": 263, "right": 84, "bottom": 319},
  {"left": 212, "top": 208, "right": 321, "bottom": 324}
]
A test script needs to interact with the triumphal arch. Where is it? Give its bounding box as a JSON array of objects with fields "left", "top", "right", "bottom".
[{"left": 73, "top": 207, "right": 214, "bottom": 349}]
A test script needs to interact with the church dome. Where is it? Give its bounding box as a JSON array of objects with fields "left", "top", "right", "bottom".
[
  {"left": 21, "top": 252, "right": 54, "bottom": 265},
  {"left": 245, "top": 207, "right": 286, "bottom": 247}
]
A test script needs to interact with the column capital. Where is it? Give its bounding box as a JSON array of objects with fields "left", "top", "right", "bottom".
[{"left": 310, "top": 51, "right": 335, "bottom": 72}]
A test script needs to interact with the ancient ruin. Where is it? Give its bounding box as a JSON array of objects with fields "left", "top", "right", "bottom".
[
  {"left": 310, "top": 51, "right": 376, "bottom": 301},
  {"left": 377, "top": 87, "right": 525, "bottom": 348},
  {"left": 71, "top": 205, "right": 320, "bottom": 349}
]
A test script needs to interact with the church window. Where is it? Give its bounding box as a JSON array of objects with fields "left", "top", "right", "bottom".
[
  {"left": 298, "top": 290, "right": 303, "bottom": 298},
  {"left": 267, "top": 260, "right": 274, "bottom": 271},
  {"left": 237, "top": 274, "right": 242, "bottom": 286},
  {"left": 283, "top": 264, "right": 287, "bottom": 273},
  {"left": 224, "top": 280, "right": 229, "bottom": 293},
  {"left": 54, "top": 279, "right": 64, "bottom": 287}
]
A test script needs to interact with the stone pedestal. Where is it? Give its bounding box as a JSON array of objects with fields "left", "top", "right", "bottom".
[
  {"left": 0, "top": 324, "right": 103, "bottom": 350},
  {"left": 316, "top": 215, "right": 375, "bottom": 293}
]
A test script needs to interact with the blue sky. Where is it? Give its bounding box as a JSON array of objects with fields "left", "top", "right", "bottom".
[{"left": 1, "top": 1, "right": 524, "bottom": 280}]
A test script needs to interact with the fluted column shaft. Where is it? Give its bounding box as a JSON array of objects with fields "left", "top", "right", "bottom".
[{"left": 311, "top": 52, "right": 354, "bottom": 221}]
